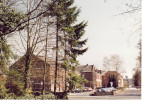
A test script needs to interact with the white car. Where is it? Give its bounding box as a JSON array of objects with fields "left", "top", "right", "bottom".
[{"left": 88, "top": 87, "right": 93, "bottom": 91}]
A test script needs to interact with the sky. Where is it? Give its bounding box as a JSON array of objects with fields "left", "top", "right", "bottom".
[{"left": 74, "top": 0, "right": 141, "bottom": 78}]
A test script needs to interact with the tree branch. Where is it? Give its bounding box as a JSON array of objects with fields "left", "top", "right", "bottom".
[{"left": 0, "top": 0, "right": 57, "bottom": 37}]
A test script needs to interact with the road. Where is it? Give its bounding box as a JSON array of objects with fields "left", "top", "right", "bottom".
[{"left": 68, "top": 88, "right": 141, "bottom": 100}]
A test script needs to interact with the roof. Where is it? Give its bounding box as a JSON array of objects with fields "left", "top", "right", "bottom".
[
  {"left": 10, "top": 54, "right": 50, "bottom": 69},
  {"left": 38, "top": 56, "right": 64, "bottom": 65},
  {"left": 77, "top": 64, "right": 94, "bottom": 72},
  {"left": 105, "top": 71, "right": 123, "bottom": 78}
]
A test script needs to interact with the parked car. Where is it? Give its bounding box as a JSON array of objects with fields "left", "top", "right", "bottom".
[
  {"left": 108, "top": 87, "right": 117, "bottom": 91},
  {"left": 88, "top": 87, "right": 93, "bottom": 91},
  {"left": 101, "top": 88, "right": 112, "bottom": 92},
  {"left": 72, "top": 88, "right": 82, "bottom": 93},
  {"left": 96, "top": 87, "right": 102, "bottom": 92},
  {"left": 101, "top": 87, "right": 117, "bottom": 93},
  {"left": 82, "top": 87, "right": 93, "bottom": 92},
  {"left": 82, "top": 87, "right": 88, "bottom": 92}
]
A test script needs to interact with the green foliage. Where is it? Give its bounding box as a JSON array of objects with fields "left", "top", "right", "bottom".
[
  {"left": 44, "top": 0, "right": 88, "bottom": 96},
  {"left": 0, "top": 78, "right": 9, "bottom": 98},
  {"left": 68, "top": 72, "right": 88, "bottom": 90},
  {"left": 6, "top": 93, "right": 56, "bottom": 99},
  {"left": 0, "top": 0, "right": 88, "bottom": 98},
  {"left": 6, "top": 80, "right": 24, "bottom": 97},
  {"left": 36, "top": 93, "right": 56, "bottom": 99},
  {"left": 52, "top": 0, "right": 88, "bottom": 94},
  {"left": 55, "top": 92, "right": 68, "bottom": 99},
  {"left": 0, "top": 1, "right": 24, "bottom": 75},
  {"left": 0, "top": 37, "right": 10, "bottom": 74},
  {"left": 0, "top": 1, "right": 24, "bottom": 36},
  {"left": 3, "top": 68, "right": 25, "bottom": 98},
  {"left": 133, "top": 70, "right": 141, "bottom": 86}
]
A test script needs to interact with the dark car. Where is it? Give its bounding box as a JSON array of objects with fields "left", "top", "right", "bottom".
[{"left": 72, "top": 88, "right": 82, "bottom": 93}]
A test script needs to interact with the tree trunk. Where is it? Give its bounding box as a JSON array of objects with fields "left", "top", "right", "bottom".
[
  {"left": 43, "top": 16, "right": 49, "bottom": 95},
  {"left": 64, "top": 31, "right": 67, "bottom": 92},
  {"left": 24, "top": 51, "right": 32, "bottom": 89},
  {"left": 54, "top": 16, "right": 59, "bottom": 94},
  {"left": 24, "top": 14, "right": 31, "bottom": 89}
]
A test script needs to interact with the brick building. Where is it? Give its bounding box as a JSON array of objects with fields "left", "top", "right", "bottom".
[
  {"left": 102, "top": 71, "right": 124, "bottom": 88},
  {"left": 9, "top": 54, "right": 51, "bottom": 93},
  {"left": 77, "top": 64, "right": 96, "bottom": 89},
  {"left": 9, "top": 54, "right": 66, "bottom": 93},
  {"left": 95, "top": 70, "right": 103, "bottom": 87}
]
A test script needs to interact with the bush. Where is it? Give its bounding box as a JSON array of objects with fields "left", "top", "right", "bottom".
[
  {"left": 36, "top": 93, "right": 56, "bottom": 99},
  {"left": 0, "top": 78, "right": 10, "bottom": 99},
  {"left": 56, "top": 92, "right": 68, "bottom": 99},
  {"left": 117, "top": 87, "right": 125, "bottom": 90},
  {"left": 7, "top": 93, "right": 56, "bottom": 99},
  {"left": 6, "top": 81, "right": 24, "bottom": 96}
]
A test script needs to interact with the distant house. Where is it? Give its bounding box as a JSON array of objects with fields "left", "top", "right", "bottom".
[
  {"left": 9, "top": 54, "right": 66, "bottom": 93},
  {"left": 102, "top": 71, "right": 124, "bottom": 88},
  {"left": 95, "top": 70, "right": 103, "bottom": 87},
  {"left": 77, "top": 64, "right": 96, "bottom": 89},
  {"left": 124, "top": 76, "right": 133, "bottom": 87}
]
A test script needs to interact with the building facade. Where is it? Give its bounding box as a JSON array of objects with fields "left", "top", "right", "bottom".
[
  {"left": 77, "top": 64, "right": 96, "bottom": 89},
  {"left": 95, "top": 70, "right": 102, "bottom": 88},
  {"left": 9, "top": 54, "right": 66, "bottom": 93},
  {"left": 102, "top": 71, "right": 124, "bottom": 88}
]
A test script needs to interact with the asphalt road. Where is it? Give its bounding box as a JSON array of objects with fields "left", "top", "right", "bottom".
[{"left": 68, "top": 88, "right": 141, "bottom": 100}]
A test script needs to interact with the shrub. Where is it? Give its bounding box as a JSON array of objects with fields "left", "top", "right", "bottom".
[{"left": 36, "top": 93, "right": 56, "bottom": 99}]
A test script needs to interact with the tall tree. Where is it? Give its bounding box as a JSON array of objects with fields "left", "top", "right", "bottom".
[
  {"left": 65, "top": 22, "right": 88, "bottom": 91},
  {"left": 0, "top": 0, "right": 23, "bottom": 74},
  {"left": 44, "top": 0, "right": 88, "bottom": 95},
  {"left": 133, "top": 39, "right": 141, "bottom": 87},
  {"left": 132, "top": 70, "right": 141, "bottom": 86}
]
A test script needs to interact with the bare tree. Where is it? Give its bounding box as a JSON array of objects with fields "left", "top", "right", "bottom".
[
  {"left": 7, "top": 0, "right": 55, "bottom": 92},
  {"left": 103, "top": 54, "right": 125, "bottom": 74}
]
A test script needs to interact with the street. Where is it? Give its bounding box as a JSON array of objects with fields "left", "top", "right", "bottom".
[{"left": 68, "top": 88, "right": 141, "bottom": 100}]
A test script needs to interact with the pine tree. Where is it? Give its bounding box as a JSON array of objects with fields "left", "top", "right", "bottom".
[
  {"left": 44, "top": 0, "right": 80, "bottom": 94},
  {"left": 60, "top": 0, "right": 88, "bottom": 93},
  {"left": 44, "top": 0, "right": 88, "bottom": 96},
  {"left": 0, "top": 0, "right": 24, "bottom": 37},
  {"left": 133, "top": 70, "right": 141, "bottom": 86},
  {"left": 0, "top": 0, "right": 24, "bottom": 73}
]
